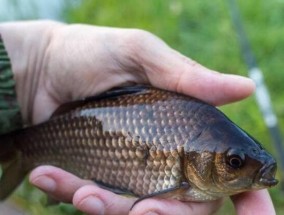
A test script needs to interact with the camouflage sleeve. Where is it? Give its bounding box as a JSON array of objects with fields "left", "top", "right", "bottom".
[{"left": 0, "top": 34, "right": 23, "bottom": 134}]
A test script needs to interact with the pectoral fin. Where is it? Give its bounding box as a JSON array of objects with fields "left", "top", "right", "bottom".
[
  {"left": 94, "top": 180, "right": 137, "bottom": 198},
  {"left": 131, "top": 182, "right": 190, "bottom": 210}
]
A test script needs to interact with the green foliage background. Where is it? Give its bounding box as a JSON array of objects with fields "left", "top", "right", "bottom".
[{"left": 3, "top": 0, "right": 284, "bottom": 214}]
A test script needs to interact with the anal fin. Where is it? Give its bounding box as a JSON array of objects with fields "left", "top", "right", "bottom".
[
  {"left": 45, "top": 195, "right": 61, "bottom": 206},
  {"left": 0, "top": 153, "right": 27, "bottom": 200}
]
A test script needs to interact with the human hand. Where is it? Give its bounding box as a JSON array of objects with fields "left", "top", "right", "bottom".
[
  {"left": 29, "top": 166, "right": 275, "bottom": 215},
  {"left": 0, "top": 21, "right": 275, "bottom": 215}
]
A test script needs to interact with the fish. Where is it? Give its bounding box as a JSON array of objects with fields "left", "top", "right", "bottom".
[{"left": 0, "top": 85, "right": 278, "bottom": 203}]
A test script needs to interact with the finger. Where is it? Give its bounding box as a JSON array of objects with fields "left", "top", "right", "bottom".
[
  {"left": 231, "top": 190, "right": 276, "bottom": 215},
  {"left": 73, "top": 185, "right": 135, "bottom": 215},
  {"left": 131, "top": 33, "right": 255, "bottom": 105},
  {"left": 148, "top": 51, "right": 255, "bottom": 106},
  {"left": 29, "top": 166, "right": 93, "bottom": 203},
  {"left": 130, "top": 198, "right": 223, "bottom": 215}
]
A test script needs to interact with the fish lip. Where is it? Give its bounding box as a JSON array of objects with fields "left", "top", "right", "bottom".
[{"left": 255, "top": 163, "right": 278, "bottom": 187}]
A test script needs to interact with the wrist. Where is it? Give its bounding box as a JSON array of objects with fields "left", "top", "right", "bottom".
[{"left": 0, "top": 20, "right": 64, "bottom": 124}]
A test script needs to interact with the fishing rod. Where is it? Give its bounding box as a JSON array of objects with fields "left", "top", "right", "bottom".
[{"left": 227, "top": 0, "right": 284, "bottom": 187}]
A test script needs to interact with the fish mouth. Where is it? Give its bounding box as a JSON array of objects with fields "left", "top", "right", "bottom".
[{"left": 256, "top": 163, "right": 278, "bottom": 187}]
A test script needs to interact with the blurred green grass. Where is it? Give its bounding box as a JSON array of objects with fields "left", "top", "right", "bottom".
[{"left": 5, "top": 0, "right": 284, "bottom": 214}]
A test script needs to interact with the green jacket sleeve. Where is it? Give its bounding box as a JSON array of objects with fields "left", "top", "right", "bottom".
[{"left": 0, "top": 35, "right": 22, "bottom": 134}]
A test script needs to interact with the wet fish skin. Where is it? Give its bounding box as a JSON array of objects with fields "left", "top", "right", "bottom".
[{"left": 0, "top": 85, "right": 278, "bottom": 201}]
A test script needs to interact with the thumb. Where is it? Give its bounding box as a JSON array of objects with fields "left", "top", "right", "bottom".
[{"left": 132, "top": 32, "right": 255, "bottom": 105}]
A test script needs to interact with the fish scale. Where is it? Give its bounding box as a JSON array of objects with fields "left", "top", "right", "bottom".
[
  {"left": 14, "top": 87, "right": 196, "bottom": 196},
  {"left": 0, "top": 85, "right": 278, "bottom": 203},
  {"left": 22, "top": 104, "right": 169, "bottom": 195}
]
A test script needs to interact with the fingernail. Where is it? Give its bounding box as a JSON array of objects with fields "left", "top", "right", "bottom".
[
  {"left": 144, "top": 212, "right": 159, "bottom": 215},
  {"left": 32, "top": 175, "right": 56, "bottom": 192},
  {"left": 78, "top": 195, "right": 105, "bottom": 215}
]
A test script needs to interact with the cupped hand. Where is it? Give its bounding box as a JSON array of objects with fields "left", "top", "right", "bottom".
[
  {"left": 1, "top": 20, "right": 253, "bottom": 124},
  {"left": 0, "top": 21, "right": 275, "bottom": 215},
  {"left": 29, "top": 166, "right": 223, "bottom": 215},
  {"left": 29, "top": 166, "right": 275, "bottom": 215}
]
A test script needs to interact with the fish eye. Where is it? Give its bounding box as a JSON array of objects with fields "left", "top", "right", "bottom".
[{"left": 226, "top": 149, "right": 245, "bottom": 169}]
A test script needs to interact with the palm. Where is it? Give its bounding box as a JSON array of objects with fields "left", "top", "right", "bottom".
[{"left": 32, "top": 25, "right": 252, "bottom": 125}]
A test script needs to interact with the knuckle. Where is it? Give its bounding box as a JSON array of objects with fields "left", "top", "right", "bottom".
[
  {"left": 130, "top": 29, "right": 155, "bottom": 41},
  {"left": 124, "top": 29, "right": 158, "bottom": 51}
]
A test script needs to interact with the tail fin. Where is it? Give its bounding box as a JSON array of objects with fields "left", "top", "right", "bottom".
[{"left": 0, "top": 134, "right": 26, "bottom": 200}]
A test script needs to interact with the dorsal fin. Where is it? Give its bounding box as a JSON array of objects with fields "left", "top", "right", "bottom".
[
  {"left": 85, "top": 85, "right": 149, "bottom": 102},
  {"left": 51, "top": 85, "right": 150, "bottom": 117}
]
